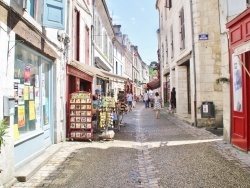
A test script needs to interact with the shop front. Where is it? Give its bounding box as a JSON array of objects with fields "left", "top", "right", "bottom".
[
  {"left": 66, "top": 63, "right": 93, "bottom": 139},
  {"left": 227, "top": 8, "right": 250, "bottom": 151},
  {"left": 66, "top": 60, "right": 128, "bottom": 138},
  {"left": 13, "top": 43, "right": 54, "bottom": 169}
]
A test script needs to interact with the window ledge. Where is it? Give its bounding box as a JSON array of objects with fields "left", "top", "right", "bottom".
[{"left": 14, "top": 130, "right": 44, "bottom": 146}]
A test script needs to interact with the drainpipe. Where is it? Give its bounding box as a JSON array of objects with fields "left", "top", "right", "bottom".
[
  {"left": 190, "top": 0, "right": 197, "bottom": 127},
  {"left": 91, "top": 0, "right": 96, "bottom": 92},
  {"left": 92, "top": 0, "right": 95, "bottom": 68}
]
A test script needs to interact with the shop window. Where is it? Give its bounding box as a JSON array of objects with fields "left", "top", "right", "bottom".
[
  {"left": 42, "top": 60, "right": 51, "bottom": 125},
  {"left": 179, "top": 7, "right": 185, "bottom": 50},
  {"left": 14, "top": 44, "right": 52, "bottom": 139},
  {"left": 170, "top": 25, "right": 174, "bottom": 59},
  {"left": 74, "top": 9, "right": 80, "bottom": 61},
  {"left": 165, "top": 36, "right": 168, "bottom": 64},
  {"left": 15, "top": 0, "right": 37, "bottom": 18},
  {"left": 116, "top": 61, "right": 118, "bottom": 74},
  {"left": 85, "top": 26, "right": 90, "bottom": 65}
]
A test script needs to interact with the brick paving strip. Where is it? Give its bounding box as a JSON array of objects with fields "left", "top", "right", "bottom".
[{"left": 132, "top": 110, "right": 160, "bottom": 188}]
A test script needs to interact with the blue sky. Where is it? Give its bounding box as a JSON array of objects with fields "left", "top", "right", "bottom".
[{"left": 105, "top": 0, "right": 159, "bottom": 65}]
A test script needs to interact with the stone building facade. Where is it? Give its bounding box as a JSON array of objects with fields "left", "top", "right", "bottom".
[{"left": 156, "top": 0, "right": 223, "bottom": 127}]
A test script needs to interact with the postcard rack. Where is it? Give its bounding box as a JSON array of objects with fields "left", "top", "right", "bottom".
[{"left": 68, "top": 91, "right": 93, "bottom": 141}]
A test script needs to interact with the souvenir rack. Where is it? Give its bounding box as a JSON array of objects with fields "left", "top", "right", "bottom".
[{"left": 68, "top": 91, "right": 93, "bottom": 141}]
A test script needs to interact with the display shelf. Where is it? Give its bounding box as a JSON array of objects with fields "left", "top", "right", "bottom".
[{"left": 68, "top": 91, "right": 93, "bottom": 141}]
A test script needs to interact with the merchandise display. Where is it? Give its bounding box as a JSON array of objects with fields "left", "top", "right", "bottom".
[
  {"left": 98, "top": 96, "right": 116, "bottom": 129},
  {"left": 68, "top": 91, "right": 93, "bottom": 141}
]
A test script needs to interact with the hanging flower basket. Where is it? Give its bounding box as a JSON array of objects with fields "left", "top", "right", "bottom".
[{"left": 216, "top": 77, "right": 230, "bottom": 84}]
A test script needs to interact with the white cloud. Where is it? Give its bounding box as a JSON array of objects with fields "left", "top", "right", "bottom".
[{"left": 131, "top": 17, "right": 136, "bottom": 24}]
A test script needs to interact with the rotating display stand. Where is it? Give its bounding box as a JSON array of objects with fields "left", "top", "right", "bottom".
[{"left": 68, "top": 91, "right": 93, "bottom": 141}]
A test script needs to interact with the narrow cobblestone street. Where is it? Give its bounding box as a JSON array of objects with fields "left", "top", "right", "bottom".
[{"left": 12, "top": 102, "right": 250, "bottom": 188}]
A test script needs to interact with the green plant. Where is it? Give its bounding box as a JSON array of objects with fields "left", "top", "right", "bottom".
[
  {"left": 0, "top": 118, "right": 9, "bottom": 148},
  {"left": 216, "top": 77, "right": 230, "bottom": 84}
]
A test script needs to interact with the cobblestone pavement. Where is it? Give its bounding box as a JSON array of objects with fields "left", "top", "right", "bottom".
[{"left": 12, "top": 102, "right": 250, "bottom": 188}]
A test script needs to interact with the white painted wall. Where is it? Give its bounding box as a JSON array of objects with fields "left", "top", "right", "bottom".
[{"left": 0, "top": 21, "right": 15, "bottom": 186}]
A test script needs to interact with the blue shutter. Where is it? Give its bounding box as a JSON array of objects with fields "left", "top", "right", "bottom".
[{"left": 43, "top": 0, "right": 65, "bottom": 30}]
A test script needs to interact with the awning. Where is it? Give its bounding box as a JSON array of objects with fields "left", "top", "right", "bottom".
[
  {"left": 69, "top": 60, "right": 109, "bottom": 80},
  {"left": 95, "top": 57, "right": 111, "bottom": 71},
  {"left": 69, "top": 60, "right": 128, "bottom": 81},
  {"left": 101, "top": 71, "right": 128, "bottom": 81},
  {"left": 163, "top": 67, "right": 170, "bottom": 76},
  {"left": 177, "top": 51, "right": 192, "bottom": 66},
  {"left": 147, "top": 79, "right": 160, "bottom": 90}
]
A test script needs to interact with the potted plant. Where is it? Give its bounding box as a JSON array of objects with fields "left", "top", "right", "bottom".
[
  {"left": 0, "top": 118, "right": 9, "bottom": 152},
  {"left": 0, "top": 118, "right": 8, "bottom": 173},
  {"left": 216, "top": 77, "right": 230, "bottom": 84}
]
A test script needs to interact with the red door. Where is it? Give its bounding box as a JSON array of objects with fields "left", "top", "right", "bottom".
[
  {"left": 231, "top": 53, "right": 249, "bottom": 151},
  {"left": 246, "top": 52, "right": 250, "bottom": 151}
]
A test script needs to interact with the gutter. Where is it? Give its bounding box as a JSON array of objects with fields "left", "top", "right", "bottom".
[{"left": 190, "top": 0, "right": 197, "bottom": 127}]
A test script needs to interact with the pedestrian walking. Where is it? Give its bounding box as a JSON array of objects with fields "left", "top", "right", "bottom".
[
  {"left": 132, "top": 93, "right": 137, "bottom": 108},
  {"left": 150, "top": 95, "right": 154, "bottom": 108},
  {"left": 154, "top": 92, "right": 162, "bottom": 119},
  {"left": 126, "top": 91, "right": 133, "bottom": 112},
  {"left": 170, "top": 87, "right": 176, "bottom": 113},
  {"left": 143, "top": 91, "right": 149, "bottom": 108}
]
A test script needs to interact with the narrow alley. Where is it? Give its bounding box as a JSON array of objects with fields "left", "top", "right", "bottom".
[{"left": 12, "top": 102, "right": 250, "bottom": 188}]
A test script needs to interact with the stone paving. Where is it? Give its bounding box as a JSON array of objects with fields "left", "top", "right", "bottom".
[{"left": 11, "top": 102, "right": 250, "bottom": 188}]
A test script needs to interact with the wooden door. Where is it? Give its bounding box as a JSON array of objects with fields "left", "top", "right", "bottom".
[
  {"left": 246, "top": 52, "right": 250, "bottom": 151},
  {"left": 231, "top": 53, "right": 248, "bottom": 151}
]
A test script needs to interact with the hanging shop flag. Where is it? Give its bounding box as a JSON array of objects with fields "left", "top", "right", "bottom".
[{"left": 134, "top": 52, "right": 139, "bottom": 56}]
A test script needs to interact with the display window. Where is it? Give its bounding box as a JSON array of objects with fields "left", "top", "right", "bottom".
[{"left": 13, "top": 43, "right": 52, "bottom": 140}]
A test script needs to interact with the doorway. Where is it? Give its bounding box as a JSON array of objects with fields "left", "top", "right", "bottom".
[
  {"left": 245, "top": 52, "right": 250, "bottom": 150},
  {"left": 187, "top": 63, "right": 191, "bottom": 114}
]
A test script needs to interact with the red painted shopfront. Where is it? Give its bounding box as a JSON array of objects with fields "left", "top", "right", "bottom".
[
  {"left": 66, "top": 64, "right": 93, "bottom": 138},
  {"left": 227, "top": 8, "right": 250, "bottom": 151}
]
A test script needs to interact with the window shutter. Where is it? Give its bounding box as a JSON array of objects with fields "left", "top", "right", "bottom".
[
  {"left": 227, "top": 0, "right": 246, "bottom": 16},
  {"left": 165, "top": 0, "right": 170, "bottom": 8},
  {"left": 43, "top": 0, "right": 65, "bottom": 30}
]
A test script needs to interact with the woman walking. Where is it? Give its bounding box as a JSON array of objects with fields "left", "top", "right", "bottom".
[
  {"left": 170, "top": 87, "right": 176, "bottom": 113},
  {"left": 154, "top": 92, "right": 162, "bottom": 119}
]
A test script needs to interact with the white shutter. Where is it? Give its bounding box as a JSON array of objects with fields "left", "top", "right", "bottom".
[{"left": 227, "top": 0, "right": 246, "bottom": 16}]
